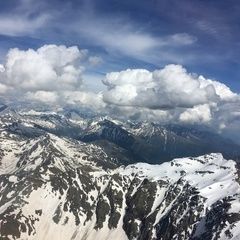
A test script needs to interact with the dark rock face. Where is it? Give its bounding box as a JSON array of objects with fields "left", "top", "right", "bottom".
[
  {"left": 192, "top": 197, "right": 240, "bottom": 240},
  {"left": 0, "top": 111, "right": 240, "bottom": 240},
  {"left": 79, "top": 119, "right": 240, "bottom": 164}
]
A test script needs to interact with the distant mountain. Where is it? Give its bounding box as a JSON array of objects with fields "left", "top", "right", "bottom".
[
  {"left": 78, "top": 118, "right": 240, "bottom": 164},
  {"left": 1, "top": 108, "right": 240, "bottom": 164}
]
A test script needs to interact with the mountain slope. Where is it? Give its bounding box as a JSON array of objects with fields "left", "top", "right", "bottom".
[
  {"left": 0, "top": 129, "right": 240, "bottom": 239},
  {"left": 79, "top": 119, "right": 240, "bottom": 163},
  {"left": 1, "top": 109, "right": 240, "bottom": 240}
]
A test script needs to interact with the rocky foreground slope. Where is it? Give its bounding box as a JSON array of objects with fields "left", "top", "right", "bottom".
[
  {"left": 0, "top": 135, "right": 240, "bottom": 239},
  {"left": 0, "top": 109, "right": 240, "bottom": 239}
]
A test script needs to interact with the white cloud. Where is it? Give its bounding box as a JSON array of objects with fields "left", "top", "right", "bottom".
[
  {"left": 210, "top": 101, "right": 240, "bottom": 144},
  {"left": 26, "top": 91, "right": 59, "bottom": 104},
  {"left": 0, "top": 64, "right": 9, "bottom": 93},
  {"left": 108, "top": 105, "right": 174, "bottom": 122},
  {"left": 0, "top": 0, "right": 51, "bottom": 37},
  {"left": 0, "top": 45, "right": 85, "bottom": 92},
  {"left": 0, "top": 44, "right": 101, "bottom": 109},
  {"left": 25, "top": 90, "right": 106, "bottom": 112},
  {"left": 198, "top": 76, "right": 238, "bottom": 101},
  {"left": 0, "top": 14, "right": 50, "bottom": 37},
  {"left": 179, "top": 104, "right": 212, "bottom": 123},
  {"left": 0, "top": 83, "right": 8, "bottom": 94},
  {"left": 62, "top": 91, "right": 106, "bottom": 111},
  {"left": 168, "top": 33, "right": 197, "bottom": 45},
  {"left": 102, "top": 65, "right": 220, "bottom": 109},
  {"left": 88, "top": 56, "right": 103, "bottom": 66},
  {"left": 78, "top": 20, "right": 159, "bottom": 60},
  {"left": 103, "top": 69, "right": 152, "bottom": 86},
  {"left": 74, "top": 13, "right": 197, "bottom": 64},
  {"left": 0, "top": 64, "right": 5, "bottom": 72}
]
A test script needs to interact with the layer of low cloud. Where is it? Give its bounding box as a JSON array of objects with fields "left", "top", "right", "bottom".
[
  {"left": 0, "top": 44, "right": 105, "bottom": 111},
  {"left": 62, "top": 91, "right": 106, "bottom": 111},
  {"left": 25, "top": 91, "right": 59, "bottom": 104},
  {"left": 179, "top": 104, "right": 212, "bottom": 124}
]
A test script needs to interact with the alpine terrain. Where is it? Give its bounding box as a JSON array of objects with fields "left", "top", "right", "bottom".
[{"left": 1, "top": 107, "right": 240, "bottom": 240}]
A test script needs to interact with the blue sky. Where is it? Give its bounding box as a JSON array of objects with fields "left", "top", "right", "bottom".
[{"left": 0, "top": 0, "right": 239, "bottom": 92}]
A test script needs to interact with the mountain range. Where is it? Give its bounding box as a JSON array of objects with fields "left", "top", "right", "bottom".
[{"left": 0, "top": 107, "right": 240, "bottom": 239}]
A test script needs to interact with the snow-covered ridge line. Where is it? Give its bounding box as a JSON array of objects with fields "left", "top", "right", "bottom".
[{"left": 116, "top": 153, "right": 240, "bottom": 206}]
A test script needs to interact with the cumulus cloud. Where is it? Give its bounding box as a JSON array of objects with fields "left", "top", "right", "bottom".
[
  {"left": 179, "top": 104, "right": 212, "bottom": 123},
  {"left": 1, "top": 45, "right": 85, "bottom": 92},
  {"left": 103, "top": 65, "right": 220, "bottom": 109},
  {"left": 198, "top": 76, "right": 238, "bottom": 101},
  {"left": 0, "top": 44, "right": 103, "bottom": 109}
]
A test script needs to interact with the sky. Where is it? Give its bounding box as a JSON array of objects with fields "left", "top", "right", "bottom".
[
  {"left": 0, "top": 0, "right": 240, "bottom": 142},
  {"left": 0, "top": 0, "right": 239, "bottom": 91}
]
